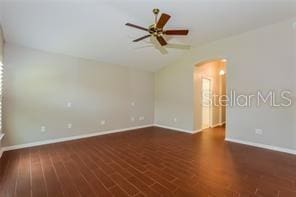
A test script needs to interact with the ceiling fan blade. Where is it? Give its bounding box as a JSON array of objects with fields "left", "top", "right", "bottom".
[
  {"left": 156, "top": 13, "right": 171, "bottom": 29},
  {"left": 150, "top": 37, "right": 168, "bottom": 55},
  {"left": 164, "top": 30, "right": 189, "bottom": 35},
  {"left": 166, "top": 43, "right": 191, "bottom": 50},
  {"left": 125, "top": 23, "right": 149, "bottom": 31},
  {"left": 156, "top": 36, "right": 167, "bottom": 46},
  {"left": 133, "top": 35, "right": 151, "bottom": 42},
  {"left": 133, "top": 45, "right": 154, "bottom": 50}
]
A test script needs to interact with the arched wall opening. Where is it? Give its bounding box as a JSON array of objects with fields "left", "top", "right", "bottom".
[{"left": 194, "top": 58, "right": 227, "bottom": 132}]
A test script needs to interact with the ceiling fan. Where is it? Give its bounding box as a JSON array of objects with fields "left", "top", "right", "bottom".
[{"left": 125, "top": 8, "right": 189, "bottom": 46}]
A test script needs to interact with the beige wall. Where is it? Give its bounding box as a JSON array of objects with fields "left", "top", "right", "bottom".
[
  {"left": 0, "top": 27, "right": 3, "bottom": 63},
  {"left": 0, "top": 26, "right": 3, "bottom": 154},
  {"left": 220, "top": 73, "right": 226, "bottom": 123},
  {"left": 3, "top": 44, "right": 154, "bottom": 146},
  {"left": 155, "top": 17, "right": 296, "bottom": 150},
  {"left": 294, "top": 25, "right": 296, "bottom": 150},
  {"left": 154, "top": 58, "right": 194, "bottom": 131},
  {"left": 219, "top": 62, "right": 226, "bottom": 124},
  {"left": 194, "top": 60, "right": 225, "bottom": 131}
]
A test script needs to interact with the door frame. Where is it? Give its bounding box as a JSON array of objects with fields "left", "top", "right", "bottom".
[{"left": 201, "top": 76, "right": 213, "bottom": 129}]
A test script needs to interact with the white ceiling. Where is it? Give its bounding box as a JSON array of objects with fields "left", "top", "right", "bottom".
[{"left": 1, "top": 0, "right": 296, "bottom": 71}]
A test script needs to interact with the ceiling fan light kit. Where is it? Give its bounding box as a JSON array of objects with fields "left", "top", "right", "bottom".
[{"left": 126, "top": 8, "right": 189, "bottom": 47}]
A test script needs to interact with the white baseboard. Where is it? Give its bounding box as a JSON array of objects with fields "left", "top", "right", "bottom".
[
  {"left": 211, "top": 122, "right": 225, "bottom": 128},
  {"left": 2, "top": 124, "right": 154, "bottom": 152},
  {"left": 2, "top": 124, "right": 196, "bottom": 153},
  {"left": 154, "top": 124, "right": 194, "bottom": 134},
  {"left": 225, "top": 138, "right": 296, "bottom": 155},
  {"left": 192, "top": 129, "right": 202, "bottom": 134},
  {"left": 2, "top": 124, "right": 295, "bottom": 157}
]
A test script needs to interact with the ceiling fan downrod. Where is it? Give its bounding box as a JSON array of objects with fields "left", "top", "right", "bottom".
[{"left": 153, "top": 8, "right": 160, "bottom": 24}]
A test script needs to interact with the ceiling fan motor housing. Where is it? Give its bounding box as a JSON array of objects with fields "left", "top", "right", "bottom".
[
  {"left": 148, "top": 24, "right": 163, "bottom": 36},
  {"left": 125, "top": 8, "right": 188, "bottom": 46}
]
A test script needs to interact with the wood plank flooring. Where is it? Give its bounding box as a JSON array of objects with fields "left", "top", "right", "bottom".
[{"left": 1, "top": 126, "right": 296, "bottom": 197}]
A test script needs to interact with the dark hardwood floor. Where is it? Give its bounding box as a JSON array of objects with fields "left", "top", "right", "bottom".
[{"left": 0, "top": 126, "right": 296, "bottom": 197}]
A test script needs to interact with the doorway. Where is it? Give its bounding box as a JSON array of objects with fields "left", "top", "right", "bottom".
[
  {"left": 201, "top": 78, "right": 212, "bottom": 129},
  {"left": 194, "top": 59, "right": 227, "bottom": 132}
]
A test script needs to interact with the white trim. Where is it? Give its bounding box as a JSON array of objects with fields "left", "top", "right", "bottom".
[
  {"left": 225, "top": 138, "right": 296, "bottom": 155},
  {"left": 0, "top": 133, "right": 4, "bottom": 159},
  {"left": 0, "top": 133, "right": 4, "bottom": 141},
  {"left": 3, "top": 124, "right": 294, "bottom": 157},
  {"left": 2, "top": 124, "right": 153, "bottom": 152},
  {"left": 192, "top": 129, "right": 202, "bottom": 134},
  {"left": 211, "top": 122, "right": 225, "bottom": 128},
  {"left": 201, "top": 76, "right": 213, "bottom": 129},
  {"left": 154, "top": 124, "right": 194, "bottom": 134}
]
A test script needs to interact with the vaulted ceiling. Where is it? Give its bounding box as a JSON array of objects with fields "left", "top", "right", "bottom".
[{"left": 1, "top": 0, "right": 296, "bottom": 71}]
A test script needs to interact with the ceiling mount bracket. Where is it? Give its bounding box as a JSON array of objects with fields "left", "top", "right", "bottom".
[{"left": 152, "top": 8, "right": 160, "bottom": 15}]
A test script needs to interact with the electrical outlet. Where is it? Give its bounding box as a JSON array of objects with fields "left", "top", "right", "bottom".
[
  {"left": 67, "top": 102, "right": 72, "bottom": 108},
  {"left": 131, "top": 117, "right": 135, "bottom": 122},
  {"left": 41, "top": 126, "right": 46, "bottom": 132},
  {"left": 131, "top": 102, "right": 135, "bottom": 107},
  {"left": 173, "top": 118, "right": 177, "bottom": 123},
  {"left": 255, "top": 128, "right": 263, "bottom": 135},
  {"left": 139, "top": 116, "right": 145, "bottom": 121},
  {"left": 67, "top": 123, "right": 72, "bottom": 129},
  {"left": 100, "top": 120, "right": 106, "bottom": 125}
]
